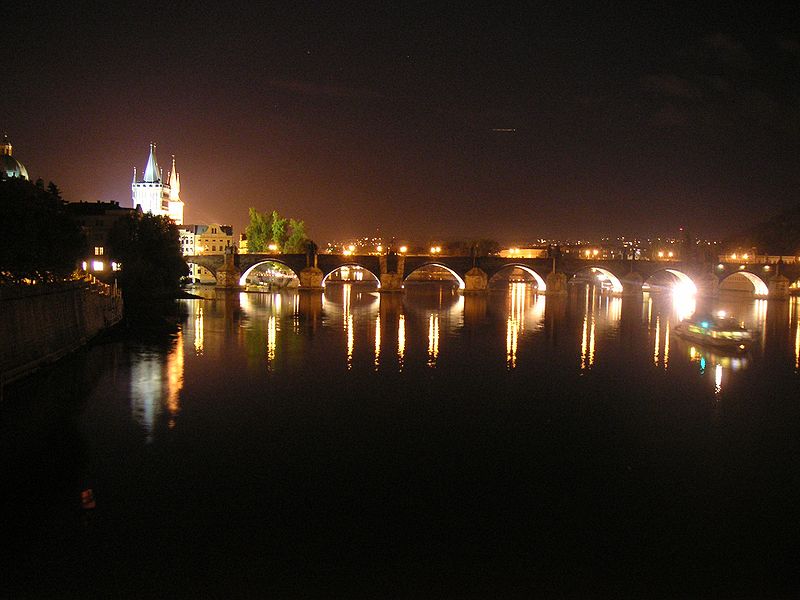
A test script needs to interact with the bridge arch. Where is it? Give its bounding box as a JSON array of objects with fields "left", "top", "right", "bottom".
[
  {"left": 488, "top": 264, "right": 547, "bottom": 291},
  {"left": 185, "top": 261, "right": 218, "bottom": 284},
  {"left": 404, "top": 262, "right": 466, "bottom": 290},
  {"left": 238, "top": 259, "right": 301, "bottom": 287},
  {"left": 571, "top": 266, "right": 624, "bottom": 294},
  {"left": 644, "top": 268, "right": 698, "bottom": 295},
  {"left": 720, "top": 271, "right": 769, "bottom": 297},
  {"left": 322, "top": 264, "right": 380, "bottom": 287}
]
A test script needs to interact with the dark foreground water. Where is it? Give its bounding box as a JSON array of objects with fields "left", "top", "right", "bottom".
[{"left": 3, "top": 284, "right": 800, "bottom": 598}]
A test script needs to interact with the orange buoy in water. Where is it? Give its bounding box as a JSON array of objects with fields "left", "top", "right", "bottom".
[{"left": 81, "top": 489, "right": 96, "bottom": 510}]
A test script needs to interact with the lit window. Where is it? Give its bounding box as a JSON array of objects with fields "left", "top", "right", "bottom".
[
  {"left": 94, "top": 246, "right": 104, "bottom": 256},
  {"left": 212, "top": 245, "right": 216, "bottom": 252},
  {"left": 92, "top": 260, "right": 104, "bottom": 271}
]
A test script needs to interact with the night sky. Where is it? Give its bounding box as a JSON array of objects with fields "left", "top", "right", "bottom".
[{"left": 5, "top": 3, "right": 799, "bottom": 243}]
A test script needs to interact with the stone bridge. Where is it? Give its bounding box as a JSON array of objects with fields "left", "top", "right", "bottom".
[{"left": 184, "top": 248, "right": 800, "bottom": 298}]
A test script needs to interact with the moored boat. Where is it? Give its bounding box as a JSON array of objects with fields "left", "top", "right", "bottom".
[{"left": 673, "top": 312, "right": 753, "bottom": 350}]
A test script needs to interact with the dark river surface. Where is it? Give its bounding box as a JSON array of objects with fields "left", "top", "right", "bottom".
[{"left": 3, "top": 283, "right": 800, "bottom": 598}]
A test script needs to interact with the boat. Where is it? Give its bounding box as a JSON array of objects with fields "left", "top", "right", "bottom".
[{"left": 673, "top": 312, "right": 753, "bottom": 351}]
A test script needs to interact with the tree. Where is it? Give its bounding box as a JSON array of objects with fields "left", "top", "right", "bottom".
[
  {"left": 244, "top": 207, "right": 273, "bottom": 253},
  {"left": 270, "top": 211, "right": 288, "bottom": 249},
  {"left": 107, "top": 211, "right": 188, "bottom": 299},
  {"left": 285, "top": 218, "right": 308, "bottom": 253},
  {"left": 0, "top": 178, "right": 85, "bottom": 283},
  {"left": 245, "top": 208, "right": 312, "bottom": 253}
]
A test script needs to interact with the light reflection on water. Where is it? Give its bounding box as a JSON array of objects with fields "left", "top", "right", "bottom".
[{"left": 125, "top": 285, "right": 800, "bottom": 441}]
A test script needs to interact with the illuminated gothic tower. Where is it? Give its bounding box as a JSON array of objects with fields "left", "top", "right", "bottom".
[
  {"left": 131, "top": 143, "right": 184, "bottom": 224},
  {"left": 167, "top": 155, "right": 184, "bottom": 225}
]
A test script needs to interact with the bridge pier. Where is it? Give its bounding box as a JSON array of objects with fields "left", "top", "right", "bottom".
[
  {"left": 298, "top": 266, "right": 324, "bottom": 291},
  {"left": 621, "top": 273, "right": 643, "bottom": 297},
  {"left": 463, "top": 267, "right": 488, "bottom": 293},
  {"left": 693, "top": 271, "right": 719, "bottom": 297},
  {"left": 768, "top": 274, "right": 790, "bottom": 299},
  {"left": 545, "top": 271, "right": 567, "bottom": 295},
  {"left": 216, "top": 247, "right": 242, "bottom": 289},
  {"left": 378, "top": 254, "right": 404, "bottom": 293}
]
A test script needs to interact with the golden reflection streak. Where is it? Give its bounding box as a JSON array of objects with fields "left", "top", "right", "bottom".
[
  {"left": 343, "top": 284, "right": 353, "bottom": 370},
  {"left": 793, "top": 297, "right": 799, "bottom": 370},
  {"left": 506, "top": 283, "right": 525, "bottom": 369},
  {"left": 755, "top": 299, "right": 768, "bottom": 349},
  {"left": 427, "top": 313, "right": 439, "bottom": 368},
  {"left": 506, "top": 318, "right": 518, "bottom": 369},
  {"left": 653, "top": 315, "right": 660, "bottom": 366},
  {"left": 580, "top": 314, "right": 589, "bottom": 370},
  {"left": 194, "top": 306, "right": 204, "bottom": 355},
  {"left": 579, "top": 286, "right": 596, "bottom": 370},
  {"left": 347, "top": 314, "right": 354, "bottom": 370},
  {"left": 374, "top": 314, "right": 381, "bottom": 370},
  {"left": 580, "top": 286, "right": 589, "bottom": 370},
  {"left": 714, "top": 363, "right": 723, "bottom": 396},
  {"left": 266, "top": 314, "right": 276, "bottom": 369},
  {"left": 166, "top": 330, "right": 183, "bottom": 429},
  {"left": 795, "top": 314, "right": 800, "bottom": 371},
  {"left": 663, "top": 320, "right": 670, "bottom": 369},
  {"left": 398, "top": 314, "right": 406, "bottom": 371},
  {"left": 608, "top": 297, "right": 622, "bottom": 322}
]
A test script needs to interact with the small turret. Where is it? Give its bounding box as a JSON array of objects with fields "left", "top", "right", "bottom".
[{"left": 168, "top": 155, "right": 181, "bottom": 200}]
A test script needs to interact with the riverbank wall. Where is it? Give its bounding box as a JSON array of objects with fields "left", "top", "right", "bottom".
[{"left": 0, "top": 280, "right": 123, "bottom": 389}]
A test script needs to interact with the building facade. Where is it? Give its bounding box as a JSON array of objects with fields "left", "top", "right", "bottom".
[
  {"left": 131, "top": 143, "right": 184, "bottom": 224},
  {"left": 65, "top": 200, "right": 142, "bottom": 278},
  {"left": 180, "top": 223, "right": 234, "bottom": 283}
]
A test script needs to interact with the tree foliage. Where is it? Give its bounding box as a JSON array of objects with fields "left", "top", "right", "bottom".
[
  {"left": 107, "top": 211, "right": 188, "bottom": 299},
  {"left": 0, "top": 178, "right": 85, "bottom": 283},
  {"left": 245, "top": 207, "right": 310, "bottom": 253}
]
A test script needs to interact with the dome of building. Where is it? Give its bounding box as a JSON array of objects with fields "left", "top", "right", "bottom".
[{"left": 1, "top": 134, "right": 29, "bottom": 180}]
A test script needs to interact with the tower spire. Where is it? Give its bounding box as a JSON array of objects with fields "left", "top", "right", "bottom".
[
  {"left": 169, "top": 154, "right": 181, "bottom": 200},
  {"left": 143, "top": 142, "right": 160, "bottom": 182}
]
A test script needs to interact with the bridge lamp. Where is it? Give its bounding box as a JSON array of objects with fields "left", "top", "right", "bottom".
[
  {"left": 668, "top": 251, "right": 674, "bottom": 258},
  {"left": 584, "top": 250, "right": 591, "bottom": 257},
  {"left": 268, "top": 243, "right": 278, "bottom": 252},
  {"left": 592, "top": 249, "right": 599, "bottom": 256},
  {"left": 658, "top": 251, "right": 664, "bottom": 258},
  {"left": 399, "top": 246, "right": 407, "bottom": 253},
  {"left": 731, "top": 253, "right": 737, "bottom": 260},
  {"left": 764, "top": 265, "right": 770, "bottom": 271},
  {"left": 376, "top": 245, "right": 383, "bottom": 252},
  {"left": 742, "top": 253, "right": 749, "bottom": 260},
  {"left": 348, "top": 245, "right": 355, "bottom": 252},
  {"left": 717, "top": 264, "right": 724, "bottom": 270}
]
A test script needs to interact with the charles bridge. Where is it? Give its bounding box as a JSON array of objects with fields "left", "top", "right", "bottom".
[{"left": 184, "top": 248, "right": 799, "bottom": 299}]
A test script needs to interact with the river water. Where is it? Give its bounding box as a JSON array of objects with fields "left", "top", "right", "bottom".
[{"left": 3, "top": 283, "right": 800, "bottom": 598}]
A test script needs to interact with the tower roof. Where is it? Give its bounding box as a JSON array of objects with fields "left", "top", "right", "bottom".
[{"left": 142, "top": 143, "right": 161, "bottom": 182}]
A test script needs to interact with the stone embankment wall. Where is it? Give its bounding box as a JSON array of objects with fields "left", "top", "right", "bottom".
[{"left": 0, "top": 280, "right": 123, "bottom": 388}]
